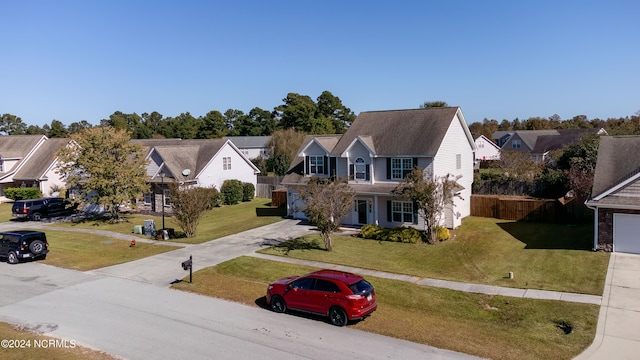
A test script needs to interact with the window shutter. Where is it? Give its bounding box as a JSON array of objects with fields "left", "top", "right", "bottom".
[
  {"left": 413, "top": 158, "right": 418, "bottom": 168},
  {"left": 330, "top": 157, "right": 337, "bottom": 177},
  {"left": 349, "top": 164, "right": 354, "bottom": 179},
  {"left": 386, "top": 158, "right": 391, "bottom": 179},
  {"left": 324, "top": 156, "right": 329, "bottom": 175},
  {"left": 305, "top": 156, "right": 310, "bottom": 175},
  {"left": 387, "top": 201, "right": 392, "bottom": 222},
  {"left": 366, "top": 165, "right": 370, "bottom": 181},
  {"left": 413, "top": 201, "right": 418, "bottom": 224}
]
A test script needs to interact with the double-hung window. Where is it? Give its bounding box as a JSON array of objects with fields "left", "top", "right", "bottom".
[
  {"left": 223, "top": 157, "right": 231, "bottom": 170},
  {"left": 354, "top": 157, "right": 366, "bottom": 180},
  {"left": 143, "top": 193, "right": 152, "bottom": 205},
  {"left": 391, "top": 201, "right": 414, "bottom": 223},
  {"left": 512, "top": 139, "right": 521, "bottom": 149},
  {"left": 391, "top": 158, "right": 414, "bottom": 179},
  {"left": 309, "top": 156, "right": 324, "bottom": 175}
]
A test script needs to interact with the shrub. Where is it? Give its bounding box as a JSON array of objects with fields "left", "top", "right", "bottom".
[
  {"left": 209, "top": 187, "right": 222, "bottom": 208},
  {"left": 434, "top": 226, "right": 451, "bottom": 242},
  {"left": 359, "top": 224, "right": 384, "bottom": 240},
  {"left": 242, "top": 182, "right": 255, "bottom": 201},
  {"left": 4, "top": 188, "right": 42, "bottom": 200},
  {"left": 221, "top": 180, "right": 243, "bottom": 205},
  {"left": 360, "top": 225, "right": 422, "bottom": 244}
]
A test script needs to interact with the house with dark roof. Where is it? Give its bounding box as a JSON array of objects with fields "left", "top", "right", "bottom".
[
  {"left": 0, "top": 135, "right": 70, "bottom": 199},
  {"left": 282, "top": 107, "right": 476, "bottom": 229},
  {"left": 132, "top": 138, "right": 260, "bottom": 213},
  {"left": 494, "top": 128, "right": 607, "bottom": 164},
  {"left": 586, "top": 136, "right": 640, "bottom": 253},
  {"left": 223, "top": 136, "right": 271, "bottom": 159}
]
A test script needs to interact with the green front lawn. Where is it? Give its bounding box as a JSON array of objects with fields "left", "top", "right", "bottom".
[
  {"left": 259, "top": 216, "right": 609, "bottom": 295},
  {"left": 173, "top": 256, "right": 599, "bottom": 360},
  {"left": 40, "top": 230, "right": 179, "bottom": 271},
  {"left": 52, "top": 198, "right": 285, "bottom": 244}
]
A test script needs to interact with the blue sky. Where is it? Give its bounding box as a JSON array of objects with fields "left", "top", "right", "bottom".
[{"left": 1, "top": 1, "right": 638, "bottom": 127}]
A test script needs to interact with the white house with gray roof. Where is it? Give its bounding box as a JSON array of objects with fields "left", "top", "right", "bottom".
[
  {"left": 282, "top": 107, "right": 476, "bottom": 229},
  {"left": 223, "top": 136, "right": 271, "bottom": 159},
  {"left": 132, "top": 138, "right": 260, "bottom": 213}
]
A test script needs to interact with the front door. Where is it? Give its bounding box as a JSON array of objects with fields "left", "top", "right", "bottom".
[{"left": 357, "top": 200, "right": 368, "bottom": 224}]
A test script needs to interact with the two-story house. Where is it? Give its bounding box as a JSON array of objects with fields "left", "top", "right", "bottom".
[
  {"left": 282, "top": 107, "right": 476, "bottom": 229},
  {"left": 223, "top": 136, "right": 271, "bottom": 160}
]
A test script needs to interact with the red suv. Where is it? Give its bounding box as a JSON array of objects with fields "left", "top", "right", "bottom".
[{"left": 266, "top": 269, "right": 377, "bottom": 326}]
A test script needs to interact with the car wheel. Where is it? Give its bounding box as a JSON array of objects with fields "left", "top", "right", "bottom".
[
  {"left": 270, "top": 295, "right": 287, "bottom": 313},
  {"left": 329, "top": 307, "right": 348, "bottom": 327},
  {"left": 7, "top": 251, "right": 19, "bottom": 264},
  {"left": 31, "top": 212, "right": 42, "bottom": 221},
  {"left": 29, "top": 240, "right": 45, "bottom": 255}
]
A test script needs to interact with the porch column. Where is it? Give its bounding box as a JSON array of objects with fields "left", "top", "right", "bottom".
[{"left": 373, "top": 195, "right": 379, "bottom": 225}]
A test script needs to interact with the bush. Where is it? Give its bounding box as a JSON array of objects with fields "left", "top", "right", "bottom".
[
  {"left": 4, "top": 188, "right": 42, "bottom": 200},
  {"left": 209, "top": 187, "right": 223, "bottom": 208},
  {"left": 242, "top": 182, "right": 255, "bottom": 201},
  {"left": 359, "top": 225, "right": 422, "bottom": 244},
  {"left": 359, "top": 224, "right": 385, "bottom": 240},
  {"left": 221, "top": 180, "right": 243, "bottom": 205},
  {"left": 434, "top": 226, "right": 451, "bottom": 242}
]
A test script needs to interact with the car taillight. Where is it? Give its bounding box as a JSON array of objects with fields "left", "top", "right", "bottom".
[{"left": 346, "top": 294, "right": 363, "bottom": 300}]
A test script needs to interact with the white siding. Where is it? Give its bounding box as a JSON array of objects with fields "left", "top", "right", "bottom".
[
  {"left": 197, "top": 144, "right": 257, "bottom": 192},
  {"left": 474, "top": 136, "right": 500, "bottom": 161},
  {"left": 40, "top": 160, "right": 67, "bottom": 196},
  {"left": 433, "top": 113, "right": 474, "bottom": 228}
]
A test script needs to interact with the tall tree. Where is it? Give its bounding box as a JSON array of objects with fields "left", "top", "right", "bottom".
[
  {"left": 68, "top": 120, "right": 93, "bottom": 134},
  {"left": 420, "top": 100, "right": 448, "bottom": 108},
  {"left": 275, "top": 93, "right": 334, "bottom": 134},
  {"left": 47, "top": 119, "right": 69, "bottom": 138},
  {"left": 0, "top": 113, "right": 27, "bottom": 135},
  {"left": 56, "top": 127, "right": 149, "bottom": 220},
  {"left": 248, "top": 107, "right": 277, "bottom": 135},
  {"left": 316, "top": 90, "right": 355, "bottom": 133},
  {"left": 393, "top": 168, "right": 461, "bottom": 244},
  {"left": 268, "top": 128, "right": 306, "bottom": 175},
  {"left": 198, "top": 110, "right": 228, "bottom": 138},
  {"left": 297, "top": 177, "right": 355, "bottom": 251}
]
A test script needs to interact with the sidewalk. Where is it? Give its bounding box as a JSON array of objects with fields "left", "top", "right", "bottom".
[{"left": 250, "top": 252, "right": 602, "bottom": 305}]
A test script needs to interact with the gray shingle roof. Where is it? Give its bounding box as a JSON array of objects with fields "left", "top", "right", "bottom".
[
  {"left": 223, "top": 136, "right": 271, "bottom": 148},
  {"left": 591, "top": 136, "right": 640, "bottom": 197},
  {"left": 332, "top": 107, "right": 462, "bottom": 156},
  {"left": 144, "top": 139, "right": 229, "bottom": 181},
  {"left": 14, "top": 138, "right": 70, "bottom": 180},
  {"left": 0, "top": 135, "right": 45, "bottom": 161}
]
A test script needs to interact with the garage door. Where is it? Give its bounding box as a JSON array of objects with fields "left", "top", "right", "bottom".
[{"left": 613, "top": 214, "right": 640, "bottom": 254}]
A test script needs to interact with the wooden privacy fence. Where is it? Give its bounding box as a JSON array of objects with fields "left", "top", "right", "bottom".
[{"left": 471, "top": 195, "right": 568, "bottom": 222}]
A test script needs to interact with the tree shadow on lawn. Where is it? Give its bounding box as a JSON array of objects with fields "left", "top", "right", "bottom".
[
  {"left": 497, "top": 221, "right": 594, "bottom": 250},
  {"left": 263, "top": 237, "right": 325, "bottom": 254}
]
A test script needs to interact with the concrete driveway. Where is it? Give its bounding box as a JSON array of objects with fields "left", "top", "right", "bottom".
[{"left": 576, "top": 253, "right": 640, "bottom": 359}]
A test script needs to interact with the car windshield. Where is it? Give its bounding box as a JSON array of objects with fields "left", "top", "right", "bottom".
[{"left": 348, "top": 280, "right": 373, "bottom": 295}]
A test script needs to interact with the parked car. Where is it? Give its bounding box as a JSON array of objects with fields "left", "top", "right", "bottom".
[
  {"left": 0, "top": 230, "right": 49, "bottom": 264},
  {"left": 266, "top": 269, "right": 377, "bottom": 326},
  {"left": 11, "top": 197, "right": 73, "bottom": 221}
]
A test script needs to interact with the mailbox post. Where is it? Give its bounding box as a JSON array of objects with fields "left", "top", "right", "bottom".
[{"left": 181, "top": 255, "right": 193, "bottom": 283}]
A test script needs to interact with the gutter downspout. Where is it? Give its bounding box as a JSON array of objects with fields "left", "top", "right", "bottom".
[{"left": 584, "top": 199, "right": 598, "bottom": 251}]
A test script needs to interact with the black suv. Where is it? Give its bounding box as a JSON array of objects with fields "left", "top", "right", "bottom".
[
  {"left": 12, "top": 197, "right": 71, "bottom": 221},
  {"left": 0, "top": 230, "right": 49, "bottom": 264}
]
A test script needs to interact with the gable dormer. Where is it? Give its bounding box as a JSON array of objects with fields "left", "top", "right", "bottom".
[
  {"left": 341, "top": 136, "right": 375, "bottom": 183},
  {"left": 300, "top": 137, "right": 337, "bottom": 177}
]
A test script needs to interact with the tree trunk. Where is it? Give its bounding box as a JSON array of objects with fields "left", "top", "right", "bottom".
[{"left": 322, "top": 232, "right": 333, "bottom": 251}]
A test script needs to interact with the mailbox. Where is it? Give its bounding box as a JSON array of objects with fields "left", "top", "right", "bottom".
[{"left": 182, "top": 258, "right": 192, "bottom": 270}]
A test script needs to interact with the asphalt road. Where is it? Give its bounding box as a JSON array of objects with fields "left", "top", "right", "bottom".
[{"left": 0, "top": 219, "right": 481, "bottom": 359}]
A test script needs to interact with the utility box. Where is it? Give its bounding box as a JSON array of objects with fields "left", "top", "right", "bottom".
[
  {"left": 143, "top": 220, "right": 156, "bottom": 237},
  {"left": 133, "top": 225, "right": 143, "bottom": 234}
]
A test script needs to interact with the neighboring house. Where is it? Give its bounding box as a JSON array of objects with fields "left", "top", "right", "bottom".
[
  {"left": 132, "top": 138, "right": 260, "bottom": 213},
  {"left": 282, "top": 107, "right": 476, "bottom": 229},
  {"left": 492, "top": 131, "right": 514, "bottom": 147},
  {"left": 495, "top": 128, "right": 606, "bottom": 164},
  {"left": 223, "top": 136, "right": 271, "bottom": 159},
  {"left": 585, "top": 136, "right": 640, "bottom": 254},
  {"left": 474, "top": 135, "right": 501, "bottom": 162},
  {"left": 0, "top": 135, "right": 69, "bottom": 199}
]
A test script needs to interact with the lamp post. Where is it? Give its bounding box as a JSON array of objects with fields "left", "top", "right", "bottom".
[{"left": 160, "top": 172, "right": 165, "bottom": 230}]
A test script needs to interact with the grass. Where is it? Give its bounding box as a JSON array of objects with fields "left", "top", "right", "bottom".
[
  {"left": 39, "top": 230, "right": 178, "bottom": 271},
  {"left": 51, "top": 198, "right": 285, "bottom": 244},
  {"left": 0, "top": 322, "right": 117, "bottom": 360},
  {"left": 172, "top": 256, "right": 599, "bottom": 360},
  {"left": 259, "top": 217, "right": 609, "bottom": 295}
]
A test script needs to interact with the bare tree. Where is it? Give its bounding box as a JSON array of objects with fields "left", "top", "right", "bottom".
[
  {"left": 169, "top": 184, "right": 217, "bottom": 238},
  {"left": 268, "top": 128, "right": 306, "bottom": 175},
  {"left": 393, "top": 168, "right": 461, "bottom": 244},
  {"left": 297, "top": 177, "right": 355, "bottom": 251}
]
